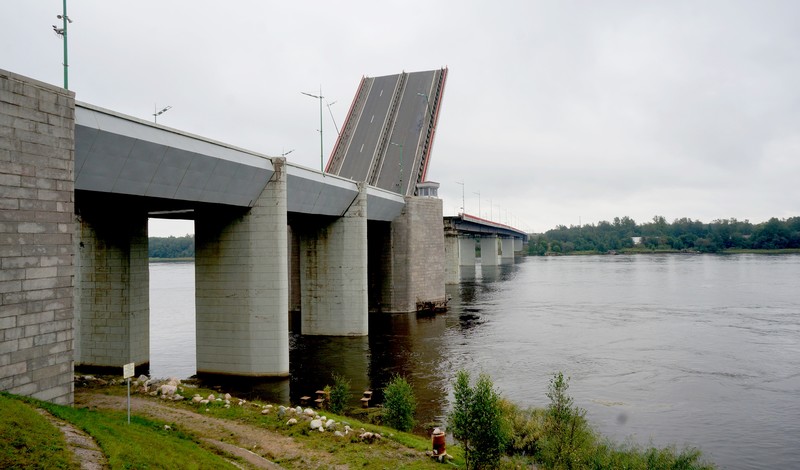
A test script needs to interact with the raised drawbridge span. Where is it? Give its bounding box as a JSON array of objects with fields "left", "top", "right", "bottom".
[{"left": 326, "top": 68, "right": 447, "bottom": 196}]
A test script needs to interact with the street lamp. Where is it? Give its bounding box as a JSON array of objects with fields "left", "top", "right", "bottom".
[
  {"left": 416, "top": 92, "right": 434, "bottom": 121},
  {"left": 153, "top": 105, "right": 171, "bottom": 124},
  {"left": 52, "top": 0, "right": 72, "bottom": 89},
  {"left": 455, "top": 181, "right": 465, "bottom": 215},
  {"left": 301, "top": 87, "right": 325, "bottom": 172},
  {"left": 473, "top": 191, "right": 481, "bottom": 218},
  {"left": 390, "top": 142, "right": 404, "bottom": 195}
]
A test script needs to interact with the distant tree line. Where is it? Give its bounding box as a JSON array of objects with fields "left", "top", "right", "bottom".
[
  {"left": 149, "top": 235, "right": 194, "bottom": 259},
  {"left": 529, "top": 216, "right": 800, "bottom": 255}
]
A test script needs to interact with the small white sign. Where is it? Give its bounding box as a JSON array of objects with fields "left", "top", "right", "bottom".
[{"left": 123, "top": 362, "right": 135, "bottom": 379}]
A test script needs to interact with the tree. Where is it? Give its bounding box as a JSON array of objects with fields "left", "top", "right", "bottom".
[
  {"left": 382, "top": 375, "right": 417, "bottom": 432},
  {"left": 327, "top": 373, "right": 350, "bottom": 415},
  {"left": 449, "top": 370, "right": 509, "bottom": 469},
  {"left": 540, "top": 372, "right": 592, "bottom": 469}
]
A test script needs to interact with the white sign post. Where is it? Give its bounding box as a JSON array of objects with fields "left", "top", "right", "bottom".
[{"left": 123, "top": 362, "right": 135, "bottom": 424}]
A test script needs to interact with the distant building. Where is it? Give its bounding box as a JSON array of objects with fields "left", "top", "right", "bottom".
[{"left": 632, "top": 237, "right": 643, "bottom": 245}]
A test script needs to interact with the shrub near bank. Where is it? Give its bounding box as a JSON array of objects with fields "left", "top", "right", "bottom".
[
  {"left": 497, "top": 372, "right": 716, "bottom": 470},
  {"left": 382, "top": 374, "right": 417, "bottom": 432}
]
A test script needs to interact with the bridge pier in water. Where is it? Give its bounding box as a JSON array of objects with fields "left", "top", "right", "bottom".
[{"left": 194, "top": 159, "right": 289, "bottom": 376}]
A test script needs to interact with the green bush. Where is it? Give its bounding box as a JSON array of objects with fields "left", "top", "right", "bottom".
[
  {"left": 382, "top": 375, "right": 417, "bottom": 432},
  {"left": 328, "top": 373, "right": 350, "bottom": 415},
  {"left": 501, "top": 399, "right": 546, "bottom": 457},
  {"left": 448, "top": 370, "right": 510, "bottom": 469},
  {"left": 538, "top": 372, "right": 594, "bottom": 469}
]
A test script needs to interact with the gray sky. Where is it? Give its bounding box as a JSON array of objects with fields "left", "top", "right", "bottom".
[{"left": 3, "top": 1, "right": 799, "bottom": 236}]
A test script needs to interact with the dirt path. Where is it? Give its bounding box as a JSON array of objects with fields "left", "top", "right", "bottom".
[
  {"left": 75, "top": 391, "right": 343, "bottom": 469},
  {"left": 36, "top": 409, "right": 108, "bottom": 470}
]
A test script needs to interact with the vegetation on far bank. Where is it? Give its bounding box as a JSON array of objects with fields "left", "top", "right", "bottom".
[
  {"left": 149, "top": 234, "right": 194, "bottom": 259},
  {"left": 529, "top": 215, "right": 800, "bottom": 255}
]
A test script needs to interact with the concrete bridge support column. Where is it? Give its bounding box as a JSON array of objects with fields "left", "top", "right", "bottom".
[
  {"left": 514, "top": 238, "right": 523, "bottom": 253},
  {"left": 444, "top": 232, "right": 461, "bottom": 285},
  {"left": 458, "top": 237, "right": 476, "bottom": 266},
  {"left": 194, "top": 158, "right": 289, "bottom": 376},
  {"left": 381, "top": 196, "right": 446, "bottom": 312},
  {"left": 500, "top": 237, "right": 515, "bottom": 265},
  {"left": 75, "top": 207, "right": 150, "bottom": 370},
  {"left": 299, "top": 183, "right": 368, "bottom": 335},
  {"left": 480, "top": 235, "right": 500, "bottom": 266}
]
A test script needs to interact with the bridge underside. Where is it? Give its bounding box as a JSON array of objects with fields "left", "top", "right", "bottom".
[{"left": 326, "top": 68, "right": 447, "bottom": 197}]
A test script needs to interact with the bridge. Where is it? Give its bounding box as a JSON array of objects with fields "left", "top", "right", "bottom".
[
  {"left": 1, "top": 69, "right": 453, "bottom": 404},
  {"left": 444, "top": 213, "right": 529, "bottom": 283}
]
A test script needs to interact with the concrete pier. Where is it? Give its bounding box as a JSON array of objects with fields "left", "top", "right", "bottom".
[
  {"left": 444, "top": 233, "right": 461, "bottom": 284},
  {"left": 194, "top": 159, "right": 289, "bottom": 376},
  {"left": 297, "top": 183, "right": 368, "bottom": 336},
  {"left": 480, "top": 235, "right": 499, "bottom": 266},
  {"left": 75, "top": 205, "right": 149, "bottom": 370},
  {"left": 500, "top": 237, "right": 515, "bottom": 264}
]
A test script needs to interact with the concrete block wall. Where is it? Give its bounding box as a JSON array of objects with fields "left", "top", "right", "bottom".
[
  {"left": 74, "top": 207, "right": 149, "bottom": 369},
  {"left": 0, "top": 69, "right": 75, "bottom": 404},
  {"left": 458, "top": 237, "right": 477, "bottom": 266},
  {"left": 382, "top": 196, "right": 446, "bottom": 312},
  {"left": 195, "top": 158, "right": 289, "bottom": 376},
  {"left": 298, "top": 183, "right": 368, "bottom": 335}
]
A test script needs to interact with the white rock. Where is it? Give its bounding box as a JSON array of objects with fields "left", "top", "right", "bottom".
[
  {"left": 224, "top": 393, "right": 232, "bottom": 401},
  {"left": 159, "top": 384, "right": 177, "bottom": 396},
  {"left": 334, "top": 431, "right": 344, "bottom": 437},
  {"left": 137, "top": 374, "right": 149, "bottom": 384},
  {"left": 164, "top": 425, "right": 171, "bottom": 431},
  {"left": 192, "top": 396, "right": 203, "bottom": 403},
  {"left": 304, "top": 408, "right": 315, "bottom": 417},
  {"left": 310, "top": 419, "right": 323, "bottom": 430},
  {"left": 238, "top": 401, "right": 245, "bottom": 406},
  {"left": 261, "top": 409, "right": 270, "bottom": 415},
  {"left": 224, "top": 404, "right": 230, "bottom": 409},
  {"left": 200, "top": 399, "right": 209, "bottom": 405},
  {"left": 173, "top": 394, "right": 184, "bottom": 401},
  {"left": 325, "top": 419, "right": 335, "bottom": 429},
  {"left": 224, "top": 400, "right": 230, "bottom": 405},
  {"left": 295, "top": 406, "right": 303, "bottom": 414},
  {"left": 215, "top": 398, "right": 222, "bottom": 402},
  {"left": 208, "top": 394, "right": 215, "bottom": 401},
  {"left": 167, "top": 377, "right": 181, "bottom": 386},
  {"left": 286, "top": 418, "right": 298, "bottom": 425}
]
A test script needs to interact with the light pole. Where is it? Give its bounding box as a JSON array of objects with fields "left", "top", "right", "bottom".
[
  {"left": 473, "top": 191, "right": 481, "bottom": 218},
  {"left": 52, "top": 0, "right": 72, "bottom": 89},
  {"left": 390, "top": 142, "right": 404, "bottom": 195},
  {"left": 281, "top": 149, "right": 294, "bottom": 158},
  {"left": 416, "top": 92, "right": 434, "bottom": 121},
  {"left": 302, "top": 87, "right": 325, "bottom": 172},
  {"left": 153, "top": 105, "right": 171, "bottom": 124},
  {"left": 456, "top": 181, "right": 465, "bottom": 215}
]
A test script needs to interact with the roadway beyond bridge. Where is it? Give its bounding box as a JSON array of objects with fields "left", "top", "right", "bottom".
[{"left": 444, "top": 213, "right": 529, "bottom": 284}]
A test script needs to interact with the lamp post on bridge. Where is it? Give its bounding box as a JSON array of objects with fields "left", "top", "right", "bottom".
[
  {"left": 390, "top": 142, "right": 404, "bottom": 196},
  {"left": 473, "top": 191, "right": 481, "bottom": 219},
  {"left": 302, "top": 87, "right": 325, "bottom": 172},
  {"left": 153, "top": 105, "right": 171, "bottom": 124},
  {"left": 52, "top": 0, "right": 72, "bottom": 89},
  {"left": 455, "top": 181, "right": 465, "bottom": 216}
]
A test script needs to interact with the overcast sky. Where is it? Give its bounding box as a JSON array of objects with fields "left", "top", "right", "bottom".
[{"left": 3, "top": 1, "right": 799, "bottom": 236}]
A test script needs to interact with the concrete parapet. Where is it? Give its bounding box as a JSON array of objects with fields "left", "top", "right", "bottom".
[
  {"left": 297, "top": 183, "right": 369, "bottom": 335},
  {"left": 0, "top": 69, "right": 75, "bottom": 404},
  {"left": 195, "top": 158, "right": 289, "bottom": 376}
]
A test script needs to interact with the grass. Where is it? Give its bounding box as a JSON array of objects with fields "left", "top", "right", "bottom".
[
  {"left": 0, "top": 393, "right": 78, "bottom": 469},
  {"left": 5, "top": 392, "right": 239, "bottom": 470}
]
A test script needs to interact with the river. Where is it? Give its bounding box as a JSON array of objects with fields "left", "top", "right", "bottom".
[{"left": 149, "top": 254, "right": 800, "bottom": 469}]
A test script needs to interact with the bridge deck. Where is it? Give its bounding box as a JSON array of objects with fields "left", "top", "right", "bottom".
[{"left": 326, "top": 68, "right": 447, "bottom": 196}]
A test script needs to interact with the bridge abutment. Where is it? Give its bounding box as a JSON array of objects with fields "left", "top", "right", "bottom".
[
  {"left": 194, "top": 158, "right": 289, "bottom": 376},
  {"left": 297, "top": 183, "right": 369, "bottom": 335}
]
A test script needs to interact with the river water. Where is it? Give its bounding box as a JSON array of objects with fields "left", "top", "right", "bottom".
[{"left": 149, "top": 254, "right": 800, "bottom": 469}]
